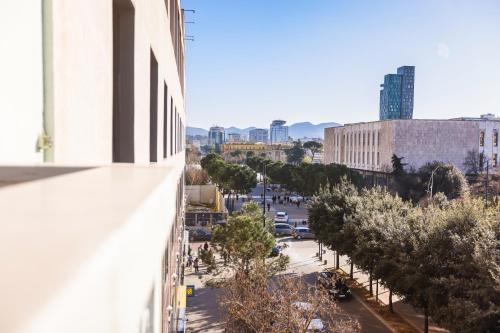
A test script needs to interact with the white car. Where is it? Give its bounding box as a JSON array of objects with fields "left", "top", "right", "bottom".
[{"left": 274, "top": 211, "right": 289, "bottom": 223}]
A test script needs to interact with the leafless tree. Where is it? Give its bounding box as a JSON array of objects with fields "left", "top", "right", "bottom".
[{"left": 219, "top": 264, "right": 360, "bottom": 333}]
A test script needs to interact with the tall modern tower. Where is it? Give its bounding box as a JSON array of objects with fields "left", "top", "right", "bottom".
[
  {"left": 270, "top": 120, "right": 289, "bottom": 143},
  {"left": 379, "top": 66, "right": 415, "bottom": 120}
]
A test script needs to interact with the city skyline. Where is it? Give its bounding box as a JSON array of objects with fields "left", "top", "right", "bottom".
[{"left": 183, "top": 0, "right": 500, "bottom": 128}]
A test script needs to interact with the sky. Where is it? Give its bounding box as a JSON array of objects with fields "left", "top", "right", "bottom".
[{"left": 182, "top": 0, "right": 500, "bottom": 129}]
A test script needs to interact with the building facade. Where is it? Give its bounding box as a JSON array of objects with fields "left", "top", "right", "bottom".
[
  {"left": 249, "top": 128, "right": 269, "bottom": 143},
  {"left": 208, "top": 126, "right": 225, "bottom": 145},
  {"left": 227, "top": 133, "right": 243, "bottom": 142},
  {"left": 324, "top": 117, "right": 500, "bottom": 173},
  {"left": 1, "top": 1, "right": 187, "bottom": 333},
  {"left": 379, "top": 66, "right": 415, "bottom": 120},
  {"left": 270, "top": 120, "right": 289, "bottom": 143},
  {"left": 220, "top": 143, "right": 290, "bottom": 162}
]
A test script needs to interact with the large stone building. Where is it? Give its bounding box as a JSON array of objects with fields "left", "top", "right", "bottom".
[
  {"left": 1, "top": 1, "right": 187, "bottom": 333},
  {"left": 324, "top": 116, "right": 500, "bottom": 173}
]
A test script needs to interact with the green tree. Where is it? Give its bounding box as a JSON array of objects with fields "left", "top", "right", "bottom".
[
  {"left": 286, "top": 141, "right": 305, "bottom": 165},
  {"left": 391, "top": 154, "right": 407, "bottom": 176},
  {"left": 418, "top": 161, "right": 469, "bottom": 200},
  {"left": 303, "top": 141, "right": 323, "bottom": 161},
  {"left": 308, "top": 178, "right": 359, "bottom": 276},
  {"left": 211, "top": 202, "right": 275, "bottom": 272}
]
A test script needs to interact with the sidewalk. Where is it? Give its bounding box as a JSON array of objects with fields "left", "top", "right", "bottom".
[{"left": 336, "top": 254, "right": 448, "bottom": 333}]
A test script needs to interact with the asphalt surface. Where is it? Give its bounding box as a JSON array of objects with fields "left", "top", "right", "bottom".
[{"left": 194, "top": 184, "right": 393, "bottom": 333}]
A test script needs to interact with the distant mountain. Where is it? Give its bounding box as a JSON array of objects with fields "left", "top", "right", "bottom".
[
  {"left": 186, "top": 126, "right": 208, "bottom": 136},
  {"left": 289, "top": 122, "right": 341, "bottom": 139},
  {"left": 225, "top": 127, "right": 256, "bottom": 136},
  {"left": 186, "top": 122, "right": 341, "bottom": 139}
]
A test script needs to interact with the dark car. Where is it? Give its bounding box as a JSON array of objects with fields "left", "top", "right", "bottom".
[
  {"left": 316, "top": 271, "right": 335, "bottom": 289},
  {"left": 189, "top": 229, "right": 211, "bottom": 242},
  {"left": 269, "top": 246, "right": 281, "bottom": 257},
  {"left": 329, "top": 283, "right": 351, "bottom": 301}
]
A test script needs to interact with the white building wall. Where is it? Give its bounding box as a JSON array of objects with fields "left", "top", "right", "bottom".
[{"left": 0, "top": 1, "right": 44, "bottom": 163}]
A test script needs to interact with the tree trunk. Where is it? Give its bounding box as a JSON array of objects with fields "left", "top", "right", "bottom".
[
  {"left": 375, "top": 279, "right": 379, "bottom": 302},
  {"left": 389, "top": 289, "right": 393, "bottom": 313},
  {"left": 369, "top": 270, "right": 373, "bottom": 296},
  {"left": 424, "top": 308, "right": 429, "bottom": 333},
  {"left": 336, "top": 252, "right": 340, "bottom": 269},
  {"left": 350, "top": 261, "right": 354, "bottom": 279}
]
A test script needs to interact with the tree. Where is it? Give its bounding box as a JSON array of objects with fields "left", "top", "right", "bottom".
[
  {"left": 418, "top": 161, "right": 469, "bottom": 200},
  {"left": 211, "top": 202, "right": 274, "bottom": 272},
  {"left": 220, "top": 263, "right": 360, "bottom": 333},
  {"left": 308, "top": 178, "right": 359, "bottom": 276},
  {"left": 185, "top": 165, "right": 210, "bottom": 185},
  {"left": 391, "top": 154, "right": 407, "bottom": 176},
  {"left": 303, "top": 141, "right": 323, "bottom": 161},
  {"left": 286, "top": 141, "right": 305, "bottom": 165},
  {"left": 186, "top": 146, "right": 202, "bottom": 164},
  {"left": 463, "top": 149, "right": 485, "bottom": 175}
]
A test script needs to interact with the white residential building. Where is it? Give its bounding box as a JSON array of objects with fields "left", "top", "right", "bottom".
[{"left": 1, "top": 1, "right": 187, "bottom": 332}]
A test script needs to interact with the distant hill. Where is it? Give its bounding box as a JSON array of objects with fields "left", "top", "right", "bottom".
[
  {"left": 186, "top": 126, "right": 208, "bottom": 136},
  {"left": 187, "top": 122, "right": 340, "bottom": 139},
  {"left": 289, "top": 122, "right": 341, "bottom": 139}
]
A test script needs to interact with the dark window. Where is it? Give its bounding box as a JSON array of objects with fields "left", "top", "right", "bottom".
[
  {"left": 149, "top": 50, "right": 158, "bottom": 163},
  {"left": 480, "top": 131, "right": 485, "bottom": 147},
  {"left": 163, "top": 83, "right": 168, "bottom": 158},
  {"left": 493, "top": 131, "right": 498, "bottom": 147},
  {"left": 112, "top": 0, "right": 135, "bottom": 162},
  {"left": 170, "top": 98, "right": 174, "bottom": 155},
  {"left": 493, "top": 153, "right": 498, "bottom": 167}
]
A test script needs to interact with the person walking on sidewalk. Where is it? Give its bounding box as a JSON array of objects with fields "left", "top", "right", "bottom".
[
  {"left": 194, "top": 258, "right": 199, "bottom": 273},
  {"left": 203, "top": 241, "right": 209, "bottom": 252}
]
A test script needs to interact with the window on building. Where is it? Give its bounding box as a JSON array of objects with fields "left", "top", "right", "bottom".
[
  {"left": 377, "top": 152, "right": 380, "bottom": 166},
  {"left": 112, "top": 0, "right": 135, "bottom": 163},
  {"left": 149, "top": 50, "right": 158, "bottom": 163},
  {"left": 493, "top": 153, "right": 498, "bottom": 167},
  {"left": 163, "top": 83, "right": 168, "bottom": 158},
  {"left": 480, "top": 131, "right": 485, "bottom": 147},
  {"left": 494, "top": 131, "right": 498, "bottom": 147},
  {"left": 170, "top": 98, "right": 174, "bottom": 155}
]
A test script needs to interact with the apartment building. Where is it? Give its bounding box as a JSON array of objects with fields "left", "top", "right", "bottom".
[
  {"left": 1, "top": 1, "right": 187, "bottom": 333},
  {"left": 324, "top": 117, "right": 500, "bottom": 173}
]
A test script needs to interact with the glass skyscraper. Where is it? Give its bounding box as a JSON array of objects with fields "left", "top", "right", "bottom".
[
  {"left": 270, "top": 120, "right": 289, "bottom": 143},
  {"left": 379, "top": 66, "right": 415, "bottom": 120}
]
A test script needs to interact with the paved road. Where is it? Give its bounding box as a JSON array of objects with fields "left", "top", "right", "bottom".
[
  {"left": 279, "top": 238, "right": 393, "bottom": 333},
  {"left": 232, "top": 183, "right": 308, "bottom": 221}
]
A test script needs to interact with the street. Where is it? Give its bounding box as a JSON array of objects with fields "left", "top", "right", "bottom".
[{"left": 187, "top": 184, "right": 393, "bottom": 333}]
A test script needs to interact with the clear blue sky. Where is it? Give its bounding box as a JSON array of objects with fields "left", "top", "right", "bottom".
[{"left": 182, "top": 0, "right": 500, "bottom": 129}]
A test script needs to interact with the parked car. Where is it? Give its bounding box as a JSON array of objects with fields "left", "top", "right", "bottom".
[
  {"left": 328, "top": 283, "right": 351, "bottom": 301},
  {"left": 292, "top": 227, "right": 315, "bottom": 240},
  {"left": 189, "top": 229, "right": 211, "bottom": 242},
  {"left": 316, "top": 271, "right": 336, "bottom": 289},
  {"left": 274, "top": 211, "right": 289, "bottom": 223},
  {"left": 274, "top": 223, "right": 294, "bottom": 236}
]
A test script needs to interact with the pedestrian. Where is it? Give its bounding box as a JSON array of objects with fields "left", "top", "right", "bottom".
[
  {"left": 194, "top": 258, "right": 199, "bottom": 273},
  {"left": 267, "top": 202, "right": 271, "bottom": 211},
  {"left": 296, "top": 201, "right": 300, "bottom": 208},
  {"left": 197, "top": 245, "right": 202, "bottom": 255},
  {"left": 203, "top": 241, "right": 209, "bottom": 251},
  {"left": 236, "top": 194, "right": 239, "bottom": 201},
  {"left": 187, "top": 255, "right": 193, "bottom": 268},
  {"left": 294, "top": 221, "right": 298, "bottom": 228},
  {"left": 187, "top": 246, "right": 192, "bottom": 256}
]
